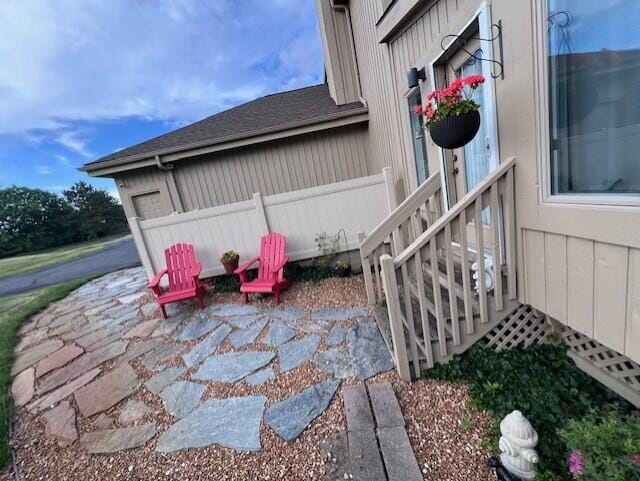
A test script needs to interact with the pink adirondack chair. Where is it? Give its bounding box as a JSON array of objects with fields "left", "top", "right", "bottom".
[
  {"left": 234, "top": 232, "right": 291, "bottom": 304},
  {"left": 148, "top": 243, "right": 205, "bottom": 318}
]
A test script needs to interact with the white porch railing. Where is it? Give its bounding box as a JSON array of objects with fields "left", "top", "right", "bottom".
[
  {"left": 359, "top": 171, "right": 444, "bottom": 305},
  {"left": 380, "top": 158, "right": 516, "bottom": 379}
]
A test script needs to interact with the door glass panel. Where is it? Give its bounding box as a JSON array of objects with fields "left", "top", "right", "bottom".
[
  {"left": 408, "top": 90, "right": 429, "bottom": 184},
  {"left": 548, "top": 0, "right": 640, "bottom": 194},
  {"left": 460, "top": 49, "right": 491, "bottom": 193}
]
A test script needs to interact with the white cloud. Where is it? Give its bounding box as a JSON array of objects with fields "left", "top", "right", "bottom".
[
  {"left": 36, "top": 164, "right": 52, "bottom": 175},
  {"left": 55, "top": 154, "right": 71, "bottom": 166},
  {"left": 0, "top": 0, "right": 323, "bottom": 139}
]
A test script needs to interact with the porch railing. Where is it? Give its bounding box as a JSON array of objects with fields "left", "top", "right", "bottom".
[
  {"left": 379, "top": 157, "right": 517, "bottom": 380},
  {"left": 359, "top": 170, "right": 444, "bottom": 305}
]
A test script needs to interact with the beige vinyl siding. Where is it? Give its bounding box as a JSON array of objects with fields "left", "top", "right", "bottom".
[
  {"left": 523, "top": 228, "right": 640, "bottom": 364},
  {"left": 349, "top": 0, "right": 403, "bottom": 176},
  {"left": 116, "top": 124, "right": 369, "bottom": 215}
]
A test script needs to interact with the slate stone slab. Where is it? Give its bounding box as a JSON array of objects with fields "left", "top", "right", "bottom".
[
  {"left": 124, "top": 319, "right": 160, "bottom": 339},
  {"left": 77, "top": 325, "right": 122, "bottom": 349},
  {"left": 175, "top": 319, "right": 220, "bottom": 341},
  {"left": 156, "top": 396, "right": 266, "bottom": 452},
  {"left": 43, "top": 400, "right": 77, "bottom": 446},
  {"left": 244, "top": 367, "right": 275, "bottom": 385},
  {"left": 342, "top": 385, "right": 374, "bottom": 432},
  {"left": 143, "top": 344, "right": 183, "bottom": 371},
  {"left": 81, "top": 423, "right": 157, "bottom": 454},
  {"left": 311, "top": 307, "right": 367, "bottom": 322},
  {"left": 160, "top": 381, "right": 205, "bottom": 418},
  {"left": 377, "top": 426, "right": 423, "bottom": 481},
  {"left": 118, "top": 400, "right": 152, "bottom": 424},
  {"left": 27, "top": 368, "right": 101, "bottom": 414},
  {"left": 264, "top": 321, "right": 297, "bottom": 347},
  {"left": 347, "top": 319, "right": 394, "bottom": 380},
  {"left": 209, "top": 304, "right": 258, "bottom": 317},
  {"left": 12, "top": 340, "right": 64, "bottom": 375},
  {"left": 229, "top": 319, "right": 268, "bottom": 348},
  {"left": 75, "top": 363, "right": 140, "bottom": 417},
  {"left": 145, "top": 366, "right": 186, "bottom": 395},
  {"left": 192, "top": 352, "right": 275, "bottom": 382},
  {"left": 265, "top": 379, "right": 340, "bottom": 441},
  {"left": 292, "top": 319, "right": 333, "bottom": 334},
  {"left": 367, "top": 383, "right": 404, "bottom": 429},
  {"left": 226, "top": 314, "right": 262, "bottom": 329},
  {"left": 120, "top": 339, "right": 163, "bottom": 364},
  {"left": 326, "top": 325, "right": 347, "bottom": 346},
  {"left": 278, "top": 335, "right": 320, "bottom": 373},
  {"left": 151, "top": 318, "right": 182, "bottom": 337},
  {"left": 264, "top": 307, "right": 305, "bottom": 321},
  {"left": 182, "top": 324, "right": 232, "bottom": 368},
  {"left": 314, "top": 348, "right": 354, "bottom": 379},
  {"left": 37, "top": 340, "right": 128, "bottom": 395},
  {"left": 347, "top": 428, "right": 386, "bottom": 481},
  {"left": 12, "top": 368, "right": 35, "bottom": 407}
]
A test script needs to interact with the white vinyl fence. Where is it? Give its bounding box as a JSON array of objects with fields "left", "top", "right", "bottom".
[{"left": 130, "top": 171, "right": 393, "bottom": 280}]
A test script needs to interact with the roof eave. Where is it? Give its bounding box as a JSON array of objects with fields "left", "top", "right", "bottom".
[{"left": 81, "top": 107, "right": 369, "bottom": 177}]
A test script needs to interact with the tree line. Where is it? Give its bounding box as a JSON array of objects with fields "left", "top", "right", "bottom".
[{"left": 0, "top": 182, "right": 128, "bottom": 258}]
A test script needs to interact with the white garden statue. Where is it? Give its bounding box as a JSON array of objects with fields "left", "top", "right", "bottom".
[{"left": 499, "top": 410, "right": 540, "bottom": 480}]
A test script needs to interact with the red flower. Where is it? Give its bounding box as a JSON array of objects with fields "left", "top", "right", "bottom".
[
  {"left": 463, "top": 74, "right": 485, "bottom": 88},
  {"left": 414, "top": 104, "right": 423, "bottom": 115}
]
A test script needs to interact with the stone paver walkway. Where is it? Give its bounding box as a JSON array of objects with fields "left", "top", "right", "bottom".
[
  {"left": 11, "top": 267, "right": 395, "bottom": 456},
  {"left": 321, "top": 383, "right": 422, "bottom": 481}
]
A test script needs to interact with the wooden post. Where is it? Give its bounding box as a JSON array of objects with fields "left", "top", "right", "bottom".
[
  {"left": 253, "top": 192, "right": 270, "bottom": 234},
  {"left": 380, "top": 254, "right": 411, "bottom": 381},
  {"left": 128, "top": 217, "right": 155, "bottom": 280},
  {"left": 358, "top": 231, "right": 376, "bottom": 305},
  {"left": 382, "top": 166, "right": 398, "bottom": 212}
]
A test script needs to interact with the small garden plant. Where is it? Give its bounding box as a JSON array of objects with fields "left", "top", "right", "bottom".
[
  {"left": 219, "top": 250, "right": 239, "bottom": 262},
  {"left": 423, "top": 343, "right": 637, "bottom": 480},
  {"left": 314, "top": 232, "right": 339, "bottom": 268}
]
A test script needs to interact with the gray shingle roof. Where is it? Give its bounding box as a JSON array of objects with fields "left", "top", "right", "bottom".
[{"left": 84, "top": 84, "right": 365, "bottom": 169}]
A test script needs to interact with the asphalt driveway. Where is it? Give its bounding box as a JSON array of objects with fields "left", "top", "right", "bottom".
[{"left": 0, "top": 236, "right": 141, "bottom": 297}]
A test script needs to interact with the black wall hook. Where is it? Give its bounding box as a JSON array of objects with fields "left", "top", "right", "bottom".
[{"left": 440, "top": 20, "right": 505, "bottom": 80}]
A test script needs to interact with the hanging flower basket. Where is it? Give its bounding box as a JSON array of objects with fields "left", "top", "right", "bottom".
[
  {"left": 415, "top": 74, "right": 485, "bottom": 150},
  {"left": 429, "top": 110, "right": 481, "bottom": 149}
]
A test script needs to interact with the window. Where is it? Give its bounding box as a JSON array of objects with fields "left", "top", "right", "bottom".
[
  {"left": 548, "top": 0, "right": 640, "bottom": 195},
  {"left": 408, "top": 89, "right": 429, "bottom": 184}
]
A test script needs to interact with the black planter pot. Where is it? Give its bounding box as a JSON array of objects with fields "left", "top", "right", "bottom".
[
  {"left": 429, "top": 110, "right": 481, "bottom": 149},
  {"left": 333, "top": 264, "right": 352, "bottom": 278}
]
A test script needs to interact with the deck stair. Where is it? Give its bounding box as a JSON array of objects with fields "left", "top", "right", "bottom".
[{"left": 360, "top": 158, "right": 518, "bottom": 380}]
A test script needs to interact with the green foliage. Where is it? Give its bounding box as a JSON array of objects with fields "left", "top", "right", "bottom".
[
  {"left": 0, "top": 187, "right": 78, "bottom": 256},
  {"left": 63, "top": 181, "right": 127, "bottom": 240},
  {"left": 0, "top": 278, "right": 91, "bottom": 467},
  {"left": 314, "top": 232, "right": 339, "bottom": 268},
  {"left": 219, "top": 250, "right": 239, "bottom": 262},
  {"left": 0, "top": 182, "right": 127, "bottom": 257},
  {"left": 212, "top": 263, "right": 338, "bottom": 292},
  {"left": 560, "top": 411, "right": 640, "bottom": 481},
  {"left": 423, "top": 344, "right": 632, "bottom": 480}
]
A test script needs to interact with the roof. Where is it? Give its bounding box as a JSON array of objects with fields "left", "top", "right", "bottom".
[{"left": 82, "top": 84, "right": 366, "bottom": 172}]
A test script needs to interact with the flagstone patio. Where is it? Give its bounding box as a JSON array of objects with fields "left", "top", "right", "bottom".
[{"left": 10, "top": 267, "right": 394, "bottom": 464}]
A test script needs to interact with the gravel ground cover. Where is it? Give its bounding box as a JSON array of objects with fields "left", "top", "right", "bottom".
[{"left": 3, "top": 268, "right": 496, "bottom": 481}]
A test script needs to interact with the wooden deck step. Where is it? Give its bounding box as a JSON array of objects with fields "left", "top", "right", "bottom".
[{"left": 329, "top": 383, "right": 422, "bottom": 481}]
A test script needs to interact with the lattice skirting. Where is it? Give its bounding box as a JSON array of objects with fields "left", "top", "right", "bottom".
[
  {"left": 484, "top": 304, "right": 553, "bottom": 351},
  {"left": 560, "top": 326, "right": 640, "bottom": 407}
]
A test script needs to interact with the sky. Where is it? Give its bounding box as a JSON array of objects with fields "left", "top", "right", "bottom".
[{"left": 0, "top": 0, "right": 324, "bottom": 199}]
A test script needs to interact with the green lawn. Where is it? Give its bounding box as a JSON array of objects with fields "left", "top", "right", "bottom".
[
  {"left": 0, "top": 279, "right": 90, "bottom": 467},
  {"left": 0, "top": 232, "right": 128, "bottom": 280}
]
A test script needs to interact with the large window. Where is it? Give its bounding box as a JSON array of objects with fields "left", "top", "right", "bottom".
[
  {"left": 548, "top": 0, "right": 640, "bottom": 195},
  {"left": 408, "top": 89, "right": 429, "bottom": 185}
]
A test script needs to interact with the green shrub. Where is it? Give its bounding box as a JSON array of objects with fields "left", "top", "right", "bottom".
[
  {"left": 560, "top": 411, "right": 640, "bottom": 481},
  {"left": 211, "top": 263, "right": 340, "bottom": 292},
  {"left": 423, "top": 343, "right": 632, "bottom": 479}
]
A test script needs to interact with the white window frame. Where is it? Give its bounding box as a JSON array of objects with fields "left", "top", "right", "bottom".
[
  {"left": 427, "top": 2, "right": 501, "bottom": 211},
  {"left": 533, "top": 0, "right": 640, "bottom": 207},
  {"left": 403, "top": 85, "right": 430, "bottom": 189}
]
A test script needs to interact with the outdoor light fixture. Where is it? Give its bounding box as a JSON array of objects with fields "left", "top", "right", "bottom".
[{"left": 407, "top": 67, "right": 426, "bottom": 88}]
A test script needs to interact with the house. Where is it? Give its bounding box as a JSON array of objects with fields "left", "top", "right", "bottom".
[{"left": 82, "top": 0, "right": 640, "bottom": 406}]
